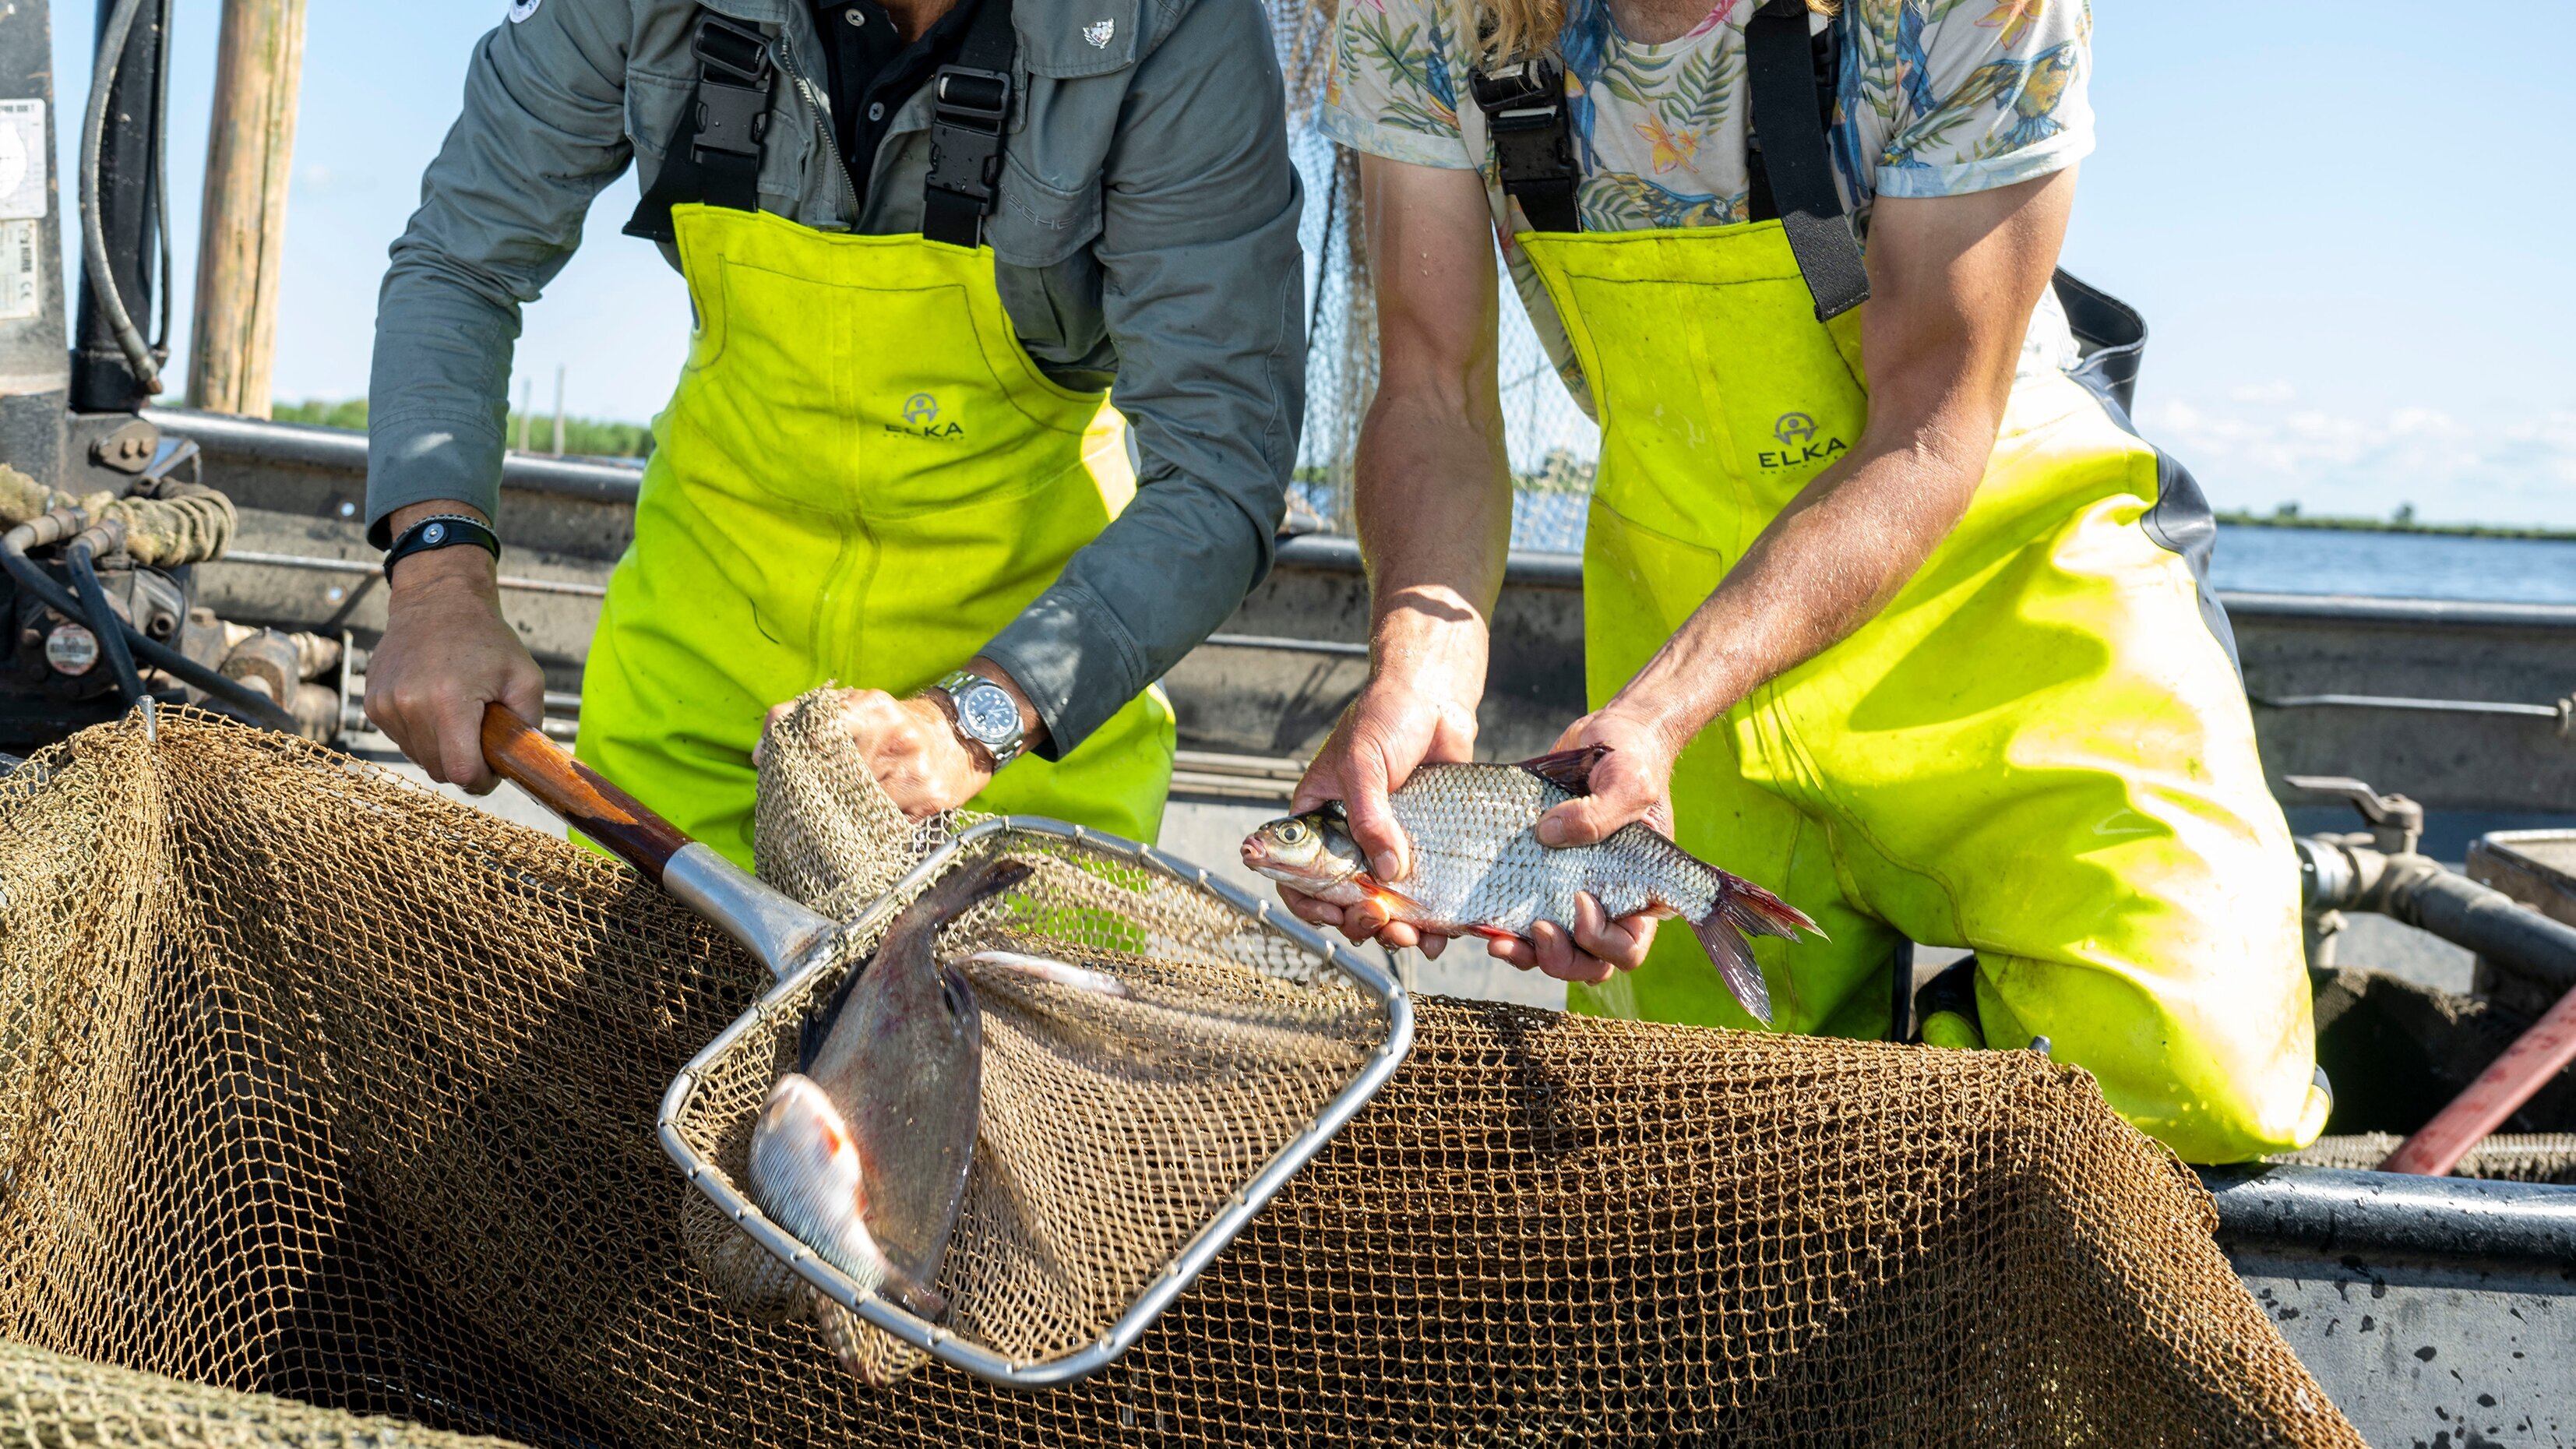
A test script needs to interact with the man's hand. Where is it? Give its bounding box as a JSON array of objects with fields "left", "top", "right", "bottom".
[
  {"left": 756, "top": 660, "right": 1043, "bottom": 820},
  {"left": 1489, "top": 706, "right": 1678, "bottom": 983},
  {"left": 364, "top": 502, "right": 546, "bottom": 794},
  {"left": 1281, "top": 665, "right": 1479, "bottom": 954}
]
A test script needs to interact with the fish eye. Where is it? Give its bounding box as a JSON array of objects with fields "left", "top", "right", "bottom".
[{"left": 1277, "top": 820, "right": 1308, "bottom": 844}]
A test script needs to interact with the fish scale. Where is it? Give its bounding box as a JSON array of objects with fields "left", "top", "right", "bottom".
[
  {"left": 1242, "top": 747, "right": 1817, "bottom": 1025},
  {"left": 1393, "top": 767, "right": 1718, "bottom": 933}
]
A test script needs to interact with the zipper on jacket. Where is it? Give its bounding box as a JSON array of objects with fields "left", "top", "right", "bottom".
[{"left": 769, "top": 37, "right": 861, "bottom": 224}]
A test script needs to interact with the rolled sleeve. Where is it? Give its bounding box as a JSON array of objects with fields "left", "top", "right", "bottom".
[
  {"left": 984, "top": 0, "right": 1304, "bottom": 756},
  {"left": 1317, "top": 0, "right": 1476, "bottom": 170},
  {"left": 366, "top": 6, "right": 636, "bottom": 546},
  {"left": 1866, "top": 0, "right": 2094, "bottom": 203}
]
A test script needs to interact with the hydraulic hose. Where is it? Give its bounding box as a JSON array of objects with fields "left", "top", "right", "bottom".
[
  {"left": 1, "top": 516, "right": 294, "bottom": 733},
  {"left": 78, "top": 0, "right": 164, "bottom": 395},
  {"left": 64, "top": 538, "right": 145, "bottom": 708}
]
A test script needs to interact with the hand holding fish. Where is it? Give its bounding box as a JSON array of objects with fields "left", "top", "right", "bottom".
[
  {"left": 1281, "top": 670, "right": 1481, "bottom": 957},
  {"left": 1247, "top": 746, "right": 1818, "bottom": 1018},
  {"left": 1532, "top": 707, "right": 1680, "bottom": 848}
]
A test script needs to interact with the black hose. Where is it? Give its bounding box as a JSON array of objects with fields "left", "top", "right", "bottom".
[
  {"left": 64, "top": 541, "right": 145, "bottom": 708},
  {"left": 0, "top": 531, "right": 295, "bottom": 732},
  {"left": 78, "top": 0, "right": 162, "bottom": 395}
]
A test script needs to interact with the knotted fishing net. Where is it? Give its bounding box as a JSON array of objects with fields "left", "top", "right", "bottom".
[{"left": 0, "top": 709, "right": 2359, "bottom": 1446}]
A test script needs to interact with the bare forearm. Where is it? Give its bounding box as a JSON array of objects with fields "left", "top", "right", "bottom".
[
  {"left": 1352, "top": 387, "right": 1510, "bottom": 703},
  {"left": 1607, "top": 434, "right": 1987, "bottom": 745},
  {"left": 1598, "top": 172, "right": 2074, "bottom": 753}
]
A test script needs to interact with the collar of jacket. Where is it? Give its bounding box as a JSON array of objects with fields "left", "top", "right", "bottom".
[{"left": 693, "top": 0, "right": 1157, "bottom": 79}]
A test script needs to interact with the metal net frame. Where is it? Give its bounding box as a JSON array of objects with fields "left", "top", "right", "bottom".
[{"left": 0, "top": 710, "right": 2360, "bottom": 1446}]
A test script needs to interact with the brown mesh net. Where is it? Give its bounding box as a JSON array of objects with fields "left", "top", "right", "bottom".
[
  {"left": 1, "top": 710, "right": 2360, "bottom": 1445},
  {"left": 687, "top": 693, "right": 1398, "bottom": 1386},
  {"left": 0, "top": 1338, "right": 527, "bottom": 1447}
]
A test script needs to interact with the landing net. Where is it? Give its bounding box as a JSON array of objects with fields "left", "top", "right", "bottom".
[{"left": 0, "top": 710, "right": 2359, "bottom": 1446}]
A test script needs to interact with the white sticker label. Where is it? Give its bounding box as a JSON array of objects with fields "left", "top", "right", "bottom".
[
  {"left": 507, "top": 0, "right": 541, "bottom": 21},
  {"left": 0, "top": 220, "right": 39, "bottom": 322},
  {"left": 0, "top": 100, "right": 44, "bottom": 220}
]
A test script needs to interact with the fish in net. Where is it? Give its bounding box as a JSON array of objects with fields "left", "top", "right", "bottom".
[{"left": 0, "top": 707, "right": 2361, "bottom": 1445}]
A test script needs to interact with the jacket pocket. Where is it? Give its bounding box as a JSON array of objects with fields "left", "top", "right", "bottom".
[
  {"left": 985, "top": 154, "right": 1100, "bottom": 270},
  {"left": 625, "top": 69, "right": 692, "bottom": 161}
]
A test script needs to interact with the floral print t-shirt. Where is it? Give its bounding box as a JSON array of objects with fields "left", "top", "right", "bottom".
[{"left": 1322, "top": 0, "right": 2097, "bottom": 402}]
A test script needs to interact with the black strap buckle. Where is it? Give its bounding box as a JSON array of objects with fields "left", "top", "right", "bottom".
[
  {"left": 1468, "top": 58, "right": 1580, "bottom": 233},
  {"left": 688, "top": 16, "right": 773, "bottom": 160},
  {"left": 926, "top": 65, "right": 1012, "bottom": 206},
  {"left": 691, "top": 13, "right": 773, "bottom": 85}
]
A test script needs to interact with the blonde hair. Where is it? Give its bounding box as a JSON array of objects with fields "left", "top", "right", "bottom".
[{"left": 1457, "top": 0, "right": 1835, "bottom": 69}]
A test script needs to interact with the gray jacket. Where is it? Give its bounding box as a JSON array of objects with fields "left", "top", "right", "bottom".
[{"left": 368, "top": 0, "right": 1305, "bottom": 756}]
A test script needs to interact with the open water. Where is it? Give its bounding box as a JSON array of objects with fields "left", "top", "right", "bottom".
[{"left": 1495, "top": 504, "right": 2576, "bottom": 606}]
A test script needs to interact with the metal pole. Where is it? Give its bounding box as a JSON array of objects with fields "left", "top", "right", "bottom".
[
  {"left": 0, "top": 3, "right": 68, "bottom": 483},
  {"left": 72, "top": 0, "right": 170, "bottom": 414},
  {"left": 187, "top": 0, "right": 307, "bottom": 417}
]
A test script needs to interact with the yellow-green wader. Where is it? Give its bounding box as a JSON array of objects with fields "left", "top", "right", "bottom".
[
  {"left": 1517, "top": 220, "right": 2328, "bottom": 1162},
  {"left": 575, "top": 203, "right": 1175, "bottom": 870}
]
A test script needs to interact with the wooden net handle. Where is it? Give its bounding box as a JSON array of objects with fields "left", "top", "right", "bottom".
[{"left": 480, "top": 702, "right": 690, "bottom": 878}]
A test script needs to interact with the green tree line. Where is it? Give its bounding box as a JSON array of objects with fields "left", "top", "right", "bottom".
[{"left": 266, "top": 398, "right": 656, "bottom": 460}]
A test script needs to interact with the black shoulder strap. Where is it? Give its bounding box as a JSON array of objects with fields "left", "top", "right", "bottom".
[
  {"left": 1743, "top": 0, "right": 1867, "bottom": 320},
  {"left": 922, "top": 0, "right": 1019, "bottom": 248},
  {"left": 624, "top": 9, "right": 778, "bottom": 243},
  {"left": 2050, "top": 269, "right": 2148, "bottom": 417},
  {"left": 1468, "top": 58, "right": 1581, "bottom": 234}
]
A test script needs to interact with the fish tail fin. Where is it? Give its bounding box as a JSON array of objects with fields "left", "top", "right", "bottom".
[
  {"left": 1686, "top": 909, "right": 1776, "bottom": 1028},
  {"left": 1716, "top": 873, "right": 1823, "bottom": 943},
  {"left": 1681, "top": 873, "right": 1822, "bottom": 1030},
  {"left": 1513, "top": 743, "right": 1614, "bottom": 796}
]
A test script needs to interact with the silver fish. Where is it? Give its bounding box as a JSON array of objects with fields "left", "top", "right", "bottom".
[
  {"left": 1241, "top": 746, "right": 1816, "bottom": 1024},
  {"left": 963, "top": 948, "right": 1131, "bottom": 999},
  {"left": 747, "top": 856, "right": 1030, "bottom": 1322}
]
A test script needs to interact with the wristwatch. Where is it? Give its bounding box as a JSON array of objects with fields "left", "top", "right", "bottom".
[{"left": 932, "top": 668, "right": 1027, "bottom": 769}]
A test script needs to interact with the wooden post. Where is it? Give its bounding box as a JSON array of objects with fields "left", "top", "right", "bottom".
[{"left": 187, "top": 0, "right": 307, "bottom": 418}]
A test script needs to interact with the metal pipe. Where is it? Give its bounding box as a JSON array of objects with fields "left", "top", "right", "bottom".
[
  {"left": 219, "top": 548, "right": 610, "bottom": 598},
  {"left": 2254, "top": 692, "right": 2567, "bottom": 721},
  {"left": 1201, "top": 632, "right": 1368, "bottom": 658},
  {"left": 2298, "top": 837, "right": 2576, "bottom": 995},
  {"left": 2198, "top": 1162, "right": 2576, "bottom": 1272}
]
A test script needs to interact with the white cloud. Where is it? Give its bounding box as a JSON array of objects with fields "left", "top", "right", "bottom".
[{"left": 2146, "top": 395, "right": 2576, "bottom": 528}]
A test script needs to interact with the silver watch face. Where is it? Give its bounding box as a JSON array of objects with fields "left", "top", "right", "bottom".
[{"left": 956, "top": 681, "right": 1020, "bottom": 747}]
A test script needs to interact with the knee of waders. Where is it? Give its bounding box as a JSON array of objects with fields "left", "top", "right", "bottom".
[{"left": 1911, "top": 954, "right": 2331, "bottom": 1161}]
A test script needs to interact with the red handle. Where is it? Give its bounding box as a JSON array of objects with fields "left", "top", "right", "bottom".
[
  {"left": 2380, "top": 981, "right": 2576, "bottom": 1176},
  {"left": 480, "top": 702, "right": 690, "bottom": 878}
]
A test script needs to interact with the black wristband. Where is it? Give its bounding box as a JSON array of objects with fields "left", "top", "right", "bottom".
[{"left": 382, "top": 514, "right": 501, "bottom": 583}]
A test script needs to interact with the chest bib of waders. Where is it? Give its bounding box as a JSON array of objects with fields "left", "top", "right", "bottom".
[
  {"left": 580, "top": 5, "right": 1174, "bottom": 870},
  {"left": 1477, "top": 0, "right": 2323, "bottom": 1161}
]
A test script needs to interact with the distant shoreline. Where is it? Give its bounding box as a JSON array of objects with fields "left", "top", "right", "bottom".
[{"left": 2216, "top": 513, "right": 2576, "bottom": 542}]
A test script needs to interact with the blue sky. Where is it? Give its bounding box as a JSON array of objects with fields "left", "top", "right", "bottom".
[{"left": 53, "top": 0, "right": 2576, "bottom": 526}]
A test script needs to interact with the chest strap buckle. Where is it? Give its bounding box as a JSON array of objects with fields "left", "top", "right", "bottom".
[
  {"left": 687, "top": 15, "right": 775, "bottom": 160},
  {"left": 1468, "top": 59, "right": 1580, "bottom": 234},
  {"left": 925, "top": 65, "right": 1013, "bottom": 244}
]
